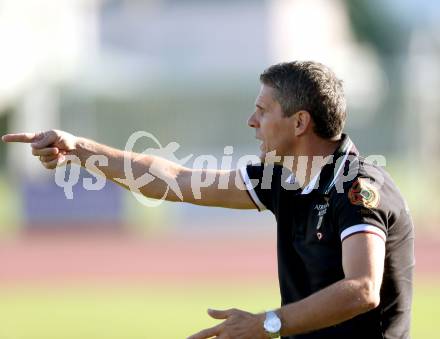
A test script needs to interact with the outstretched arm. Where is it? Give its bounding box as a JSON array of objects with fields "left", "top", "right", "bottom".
[{"left": 2, "top": 130, "right": 256, "bottom": 209}]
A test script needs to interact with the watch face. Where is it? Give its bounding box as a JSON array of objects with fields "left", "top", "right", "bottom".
[
  {"left": 267, "top": 317, "right": 281, "bottom": 332},
  {"left": 264, "top": 312, "right": 281, "bottom": 333}
]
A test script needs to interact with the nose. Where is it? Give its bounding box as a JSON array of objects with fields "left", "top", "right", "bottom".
[{"left": 247, "top": 111, "right": 259, "bottom": 128}]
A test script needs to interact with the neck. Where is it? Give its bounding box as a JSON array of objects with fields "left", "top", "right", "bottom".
[
  {"left": 299, "top": 134, "right": 341, "bottom": 157},
  {"left": 283, "top": 134, "right": 342, "bottom": 189}
]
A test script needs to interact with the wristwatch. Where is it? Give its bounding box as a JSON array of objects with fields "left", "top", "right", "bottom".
[{"left": 263, "top": 310, "right": 282, "bottom": 338}]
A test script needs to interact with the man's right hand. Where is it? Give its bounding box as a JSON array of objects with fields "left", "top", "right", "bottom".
[
  {"left": 2, "top": 129, "right": 78, "bottom": 169},
  {"left": 2, "top": 129, "right": 258, "bottom": 209}
]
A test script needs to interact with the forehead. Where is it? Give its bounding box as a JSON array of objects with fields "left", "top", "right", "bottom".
[{"left": 255, "top": 84, "right": 277, "bottom": 108}]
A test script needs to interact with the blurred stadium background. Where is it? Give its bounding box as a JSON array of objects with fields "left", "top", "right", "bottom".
[{"left": 0, "top": 0, "right": 439, "bottom": 338}]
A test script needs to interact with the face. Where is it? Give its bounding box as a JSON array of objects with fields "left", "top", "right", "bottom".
[{"left": 248, "top": 85, "right": 298, "bottom": 160}]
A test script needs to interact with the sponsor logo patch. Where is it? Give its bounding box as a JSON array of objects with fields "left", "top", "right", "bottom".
[{"left": 348, "top": 178, "right": 380, "bottom": 208}]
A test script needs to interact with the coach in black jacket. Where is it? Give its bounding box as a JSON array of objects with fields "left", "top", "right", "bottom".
[{"left": 3, "top": 61, "right": 414, "bottom": 339}]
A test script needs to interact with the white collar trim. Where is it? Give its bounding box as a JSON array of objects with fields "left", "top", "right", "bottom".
[{"left": 284, "top": 140, "right": 354, "bottom": 195}]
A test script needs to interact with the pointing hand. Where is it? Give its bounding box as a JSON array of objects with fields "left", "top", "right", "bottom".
[{"left": 2, "top": 129, "right": 78, "bottom": 169}]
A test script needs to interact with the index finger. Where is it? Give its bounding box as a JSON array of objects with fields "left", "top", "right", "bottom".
[
  {"left": 187, "top": 324, "right": 222, "bottom": 339},
  {"left": 2, "top": 133, "right": 37, "bottom": 143}
]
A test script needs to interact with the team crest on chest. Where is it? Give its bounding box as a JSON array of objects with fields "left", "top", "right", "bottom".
[{"left": 348, "top": 178, "right": 380, "bottom": 208}]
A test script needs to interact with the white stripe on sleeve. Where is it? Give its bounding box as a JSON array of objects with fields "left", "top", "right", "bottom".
[
  {"left": 340, "top": 224, "right": 386, "bottom": 242},
  {"left": 239, "top": 167, "right": 267, "bottom": 211}
]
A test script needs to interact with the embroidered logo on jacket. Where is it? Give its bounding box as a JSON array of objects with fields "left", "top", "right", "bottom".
[{"left": 348, "top": 178, "right": 380, "bottom": 208}]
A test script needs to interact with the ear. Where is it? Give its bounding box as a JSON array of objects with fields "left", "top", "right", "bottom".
[{"left": 293, "top": 110, "right": 312, "bottom": 136}]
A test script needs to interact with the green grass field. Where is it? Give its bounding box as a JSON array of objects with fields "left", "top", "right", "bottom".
[{"left": 0, "top": 281, "right": 437, "bottom": 339}]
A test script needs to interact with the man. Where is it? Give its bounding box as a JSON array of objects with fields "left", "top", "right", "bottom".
[{"left": 2, "top": 61, "right": 414, "bottom": 338}]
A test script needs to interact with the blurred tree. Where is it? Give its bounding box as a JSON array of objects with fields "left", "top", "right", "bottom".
[
  {"left": 343, "top": 0, "right": 411, "bottom": 55},
  {"left": 0, "top": 111, "right": 10, "bottom": 169},
  {"left": 343, "top": 0, "right": 413, "bottom": 156}
]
